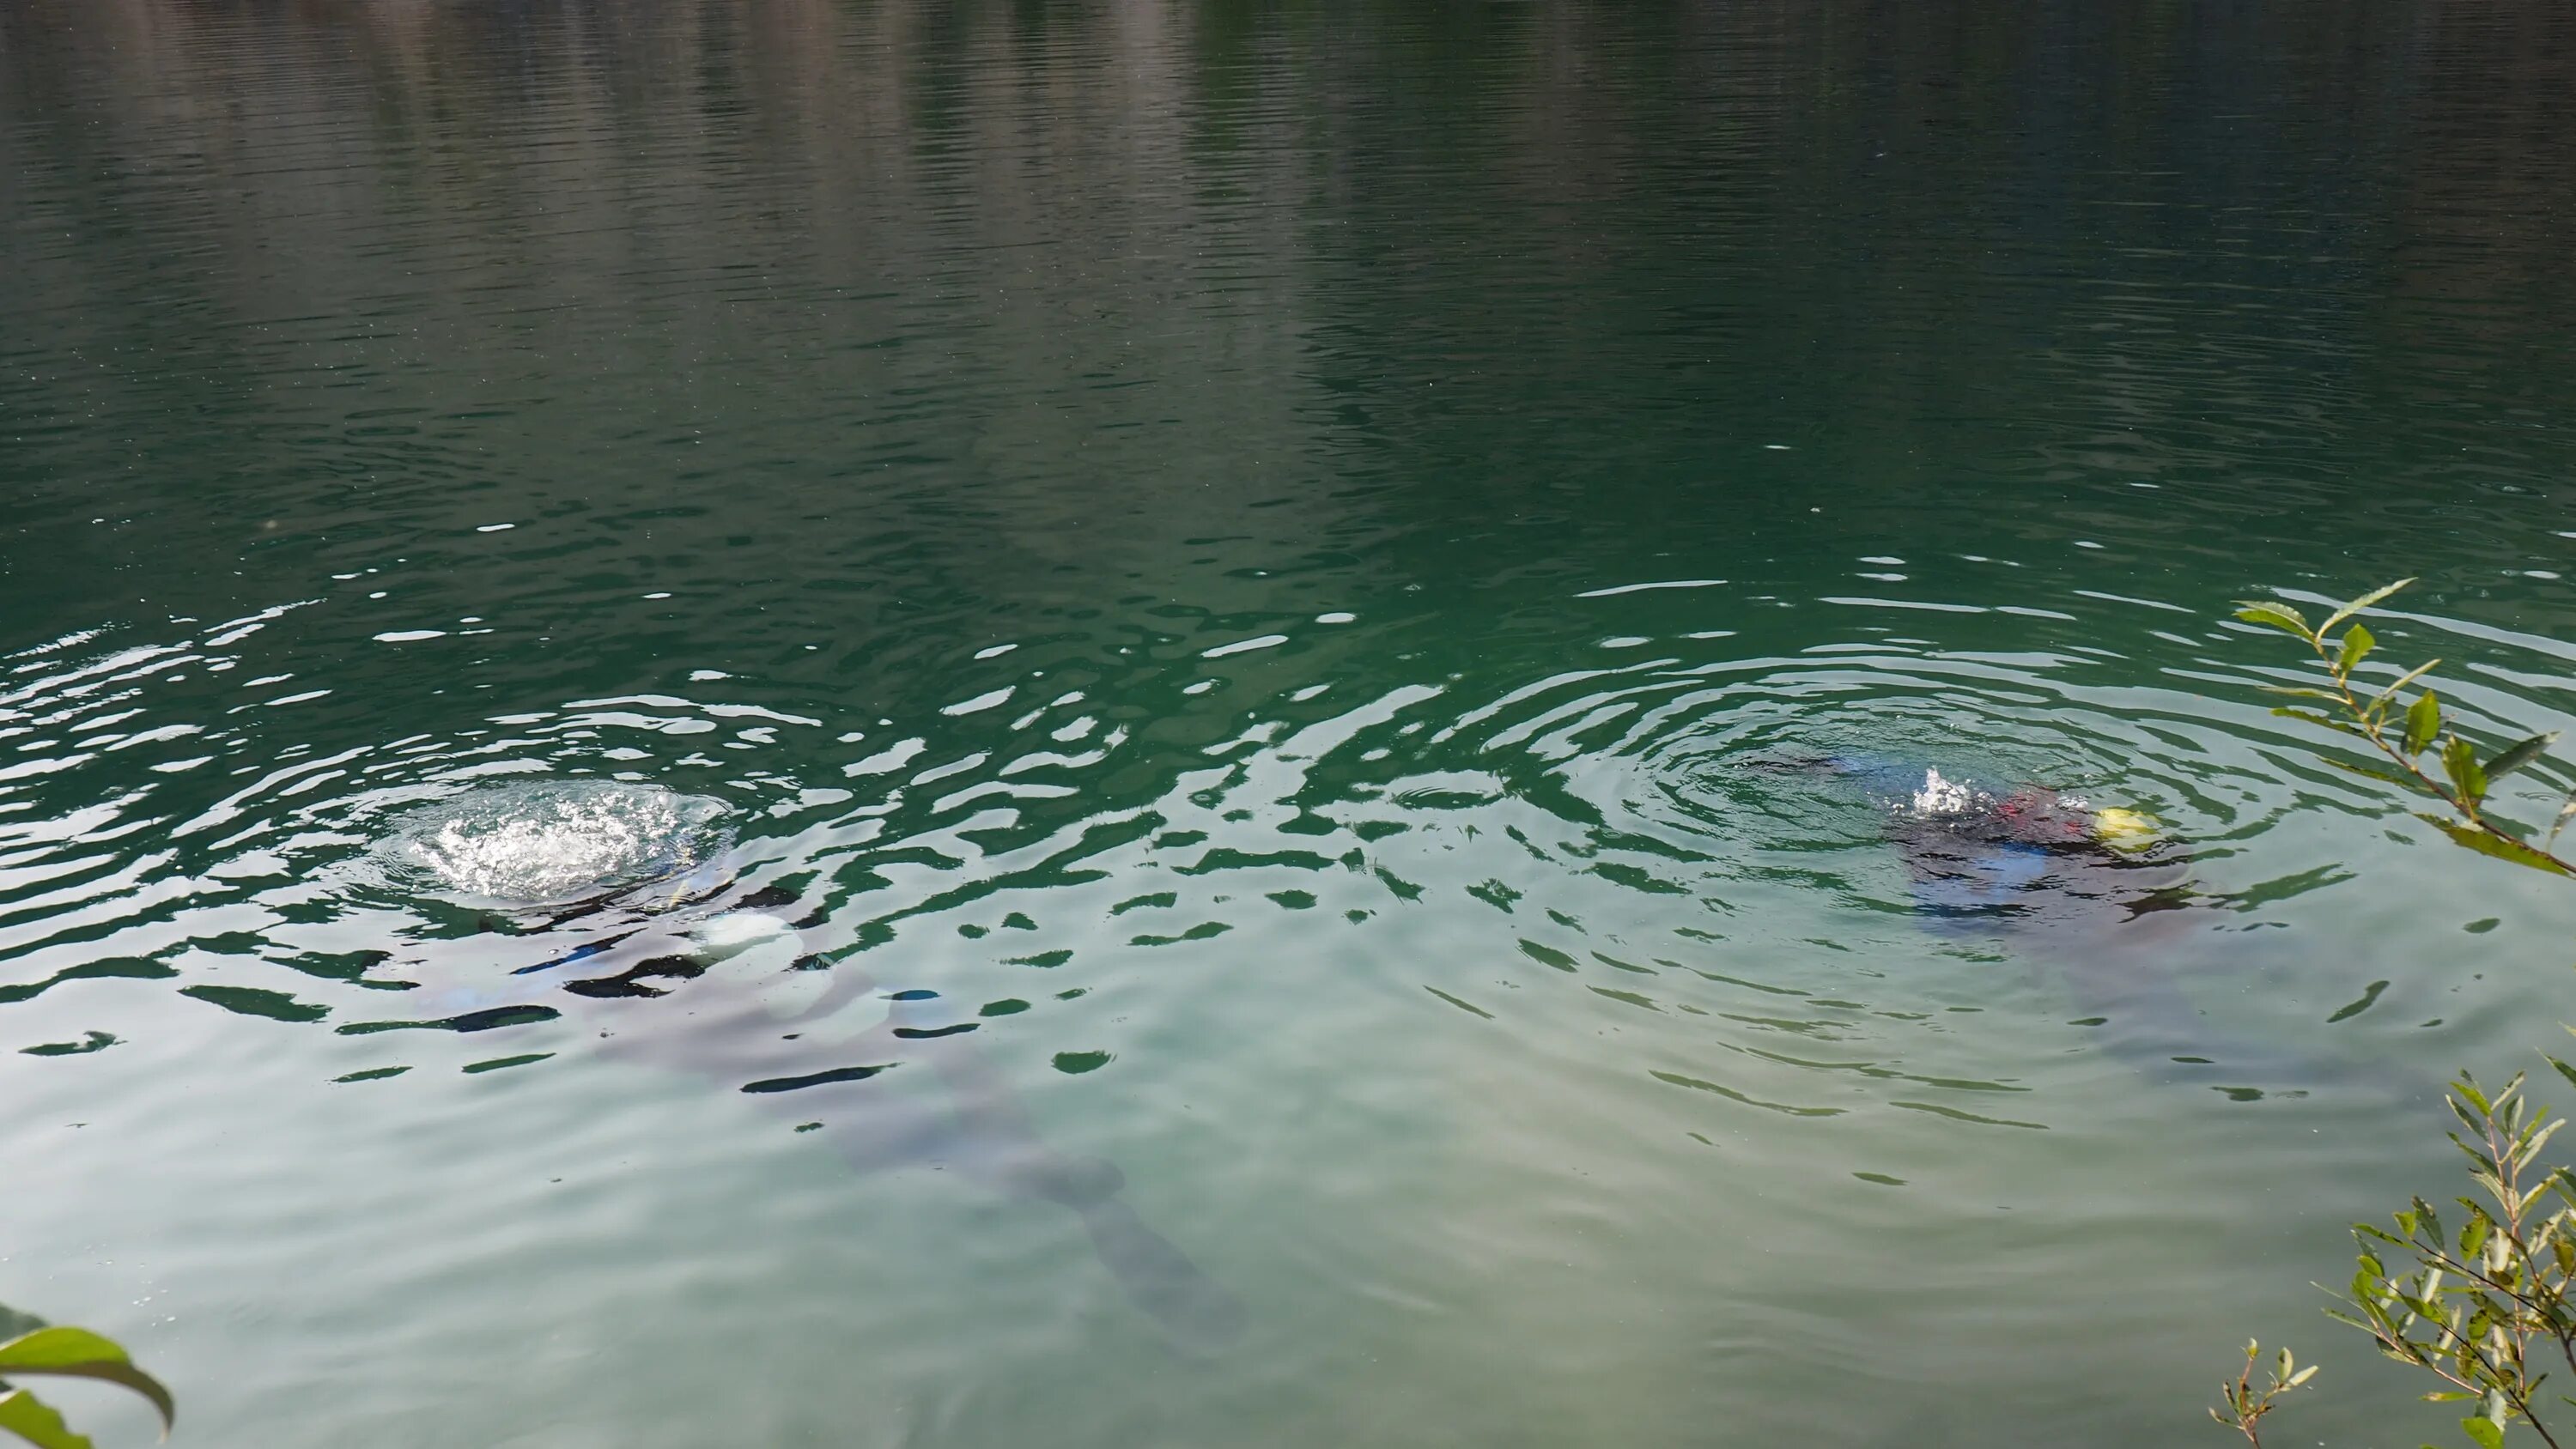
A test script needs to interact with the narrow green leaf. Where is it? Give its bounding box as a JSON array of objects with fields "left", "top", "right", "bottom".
[
  {"left": 0, "top": 1389, "right": 89, "bottom": 1449},
  {"left": 2416, "top": 815, "right": 2575, "bottom": 877},
  {"left": 2237, "top": 601, "right": 2315, "bottom": 639},
  {"left": 2463, "top": 1416, "right": 2506, "bottom": 1449},
  {"left": 2287, "top": 1365, "right": 2318, "bottom": 1387},
  {"left": 2520, "top": 1119, "right": 2565, "bottom": 1171},
  {"left": 2324, "top": 579, "right": 2415, "bottom": 637},
  {"left": 2424, "top": 1391, "right": 2476, "bottom": 1403},
  {"left": 2276, "top": 706, "right": 2362, "bottom": 736},
  {"left": 2339, "top": 623, "right": 2378, "bottom": 676},
  {"left": 2408, "top": 692, "right": 2444, "bottom": 756},
  {"left": 2553, "top": 1057, "right": 2576, "bottom": 1094},
  {"left": 2445, "top": 736, "right": 2489, "bottom": 804},
  {"left": 2488, "top": 732, "right": 2560, "bottom": 782}
]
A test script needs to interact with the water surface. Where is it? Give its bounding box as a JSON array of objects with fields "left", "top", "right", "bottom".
[{"left": 5, "top": 2, "right": 2576, "bottom": 1445}]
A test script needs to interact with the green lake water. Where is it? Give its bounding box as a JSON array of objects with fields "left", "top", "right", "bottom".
[{"left": 5, "top": 2, "right": 2576, "bottom": 1444}]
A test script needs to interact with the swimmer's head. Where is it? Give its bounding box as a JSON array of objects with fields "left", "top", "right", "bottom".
[{"left": 2089, "top": 807, "right": 2161, "bottom": 853}]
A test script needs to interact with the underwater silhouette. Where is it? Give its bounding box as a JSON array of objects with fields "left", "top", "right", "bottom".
[
  {"left": 392, "top": 809, "right": 1248, "bottom": 1354},
  {"left": 1762, "top": 753, "right": 2417, "bottom": 1103}
]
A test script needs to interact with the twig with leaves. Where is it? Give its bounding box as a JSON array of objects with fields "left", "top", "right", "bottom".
[
  {"left": 2331, "top": 1070, "right": 2576, "bottom": 1449},
  {"left": 2236, "top": 579, "right": 2574, "bottom": 876},
  {"left": 2213, "top": 579, "right": 2576, "bottom": 1447},
  {"left": 2213, "top": 1340, "right": 2318, "bottom": 1446}
]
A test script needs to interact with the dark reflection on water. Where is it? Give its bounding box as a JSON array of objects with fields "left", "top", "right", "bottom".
[{"left": 5, "top": 0, "right": 2576, "bottom": 1445}]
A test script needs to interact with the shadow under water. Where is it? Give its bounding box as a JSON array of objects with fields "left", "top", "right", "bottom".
[{"left": 384, "top": 809, "right": 1249, "bottom": 1356}]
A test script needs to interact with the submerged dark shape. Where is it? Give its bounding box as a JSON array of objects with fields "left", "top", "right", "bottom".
[
  {"left": 1753, "top": 752, "right": 2190, "bottom": 925},
  {"left": 652, "top": 963, "right": 1248, "bottom": 1353},
  {"left": 1764, "top": 753, "right": 2399, "bottom": 1100},
  {"left": 1826, "top": 756, "right": 2193, "bottom": 934},
  {"left": 430, "top": 858, "right": 1248, "bottom": 1352}
]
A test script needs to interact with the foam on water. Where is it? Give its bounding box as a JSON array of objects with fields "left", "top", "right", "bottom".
[
  {"left": 1907, "top": 767, "right": 1978, "bottom": 817},
  {"left": 381, "top": 779, "right": 731, "bottom": 903}
]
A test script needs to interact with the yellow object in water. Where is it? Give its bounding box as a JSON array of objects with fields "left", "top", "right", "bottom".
[{"left": 2090, "top": 807, "right": 2160, "bottom": 852}]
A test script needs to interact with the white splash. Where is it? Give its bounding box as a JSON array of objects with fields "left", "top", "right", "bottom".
[
  {"left": 1909, "top": 767, "right": 1978, "bottom": 817},
  {"left": 386, "top": 779, "right": 729, "bottom": 902}
]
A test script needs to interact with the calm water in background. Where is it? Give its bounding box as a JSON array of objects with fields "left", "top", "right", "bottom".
[{"left": 5, "top": 1, "right": 2576, "bottom": 1444}]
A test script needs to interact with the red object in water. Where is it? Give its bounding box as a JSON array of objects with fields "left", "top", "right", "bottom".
[{"left": 1994, "top": 788, "right": 2093, "bottom": 842}]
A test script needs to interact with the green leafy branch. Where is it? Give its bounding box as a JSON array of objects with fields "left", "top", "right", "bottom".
[
  {"left": 2215, "top": 580, "right": 2576, "bottom": 1446},
  {"left": 2236, "top": 579, "right": 2573, "bottom": 877},
  {"left": 2215, "top": 1073, "right": 2576, "bottom": 1448},
  {"left": 2328, "top": 1070, "right": 2576, "bottom": 1449},
  {"left": 0, "top": 1310, "right": 174, "bottom": 1449}
]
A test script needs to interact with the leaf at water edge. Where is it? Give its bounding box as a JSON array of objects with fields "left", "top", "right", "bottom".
[
  {"left": 2442, "top": 737, "right": 2489, "bottom": 803},
  {"left": 2416, "top": 815, "right": 2573, "bottom": 876},
  {"left": 0, "top": 1388, "right": 89, "bottom": 1449},
  {"left": 2322, "top": 579, "right": 2415, "bottom": 636},
  {"left": 2235, "top": 602, "right": 2313, "bottom": 638},
  {"left": 2406, "top": 692, "right": 2444, "bottom": 756},
  {"left": 2485, "top": 731, "right": 2559, "bottom": 781},
  {"left": 0, "top": 1328, "right": 174, "bottom": 1433}
]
